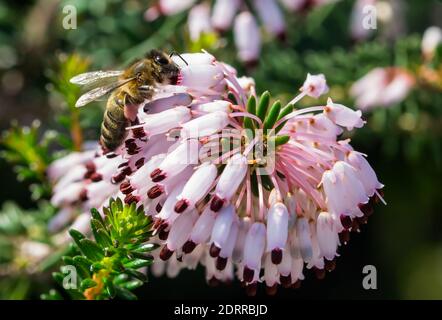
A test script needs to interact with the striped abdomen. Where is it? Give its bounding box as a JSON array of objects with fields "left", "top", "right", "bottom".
[{"left": 100, "top": 95, "right": 129, "bottom": 152}]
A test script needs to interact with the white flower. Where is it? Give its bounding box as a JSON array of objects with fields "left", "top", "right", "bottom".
[
  {"left": 234, "top": 12, "right": 261, "bottom": 65},
  {"left": 300, "top": 73, "right": 329, "bottom": 98},
  {"left": 422, "top": 26, "right": 442, "bottom": 60},
  {"left": 325, "top": 98, "right": 364, "bottom": 130},
  {"left": 350, "top": 67, "right": 415, "bottom": 111}
]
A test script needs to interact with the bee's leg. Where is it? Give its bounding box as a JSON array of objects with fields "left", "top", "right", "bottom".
[{"left": 138, "top": 85, "right": 155, "bottom": 100}]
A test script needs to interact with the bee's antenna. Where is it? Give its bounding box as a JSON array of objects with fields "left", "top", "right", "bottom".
[{"left": 170, "top": 51, "right": 188, "bottom": 66}]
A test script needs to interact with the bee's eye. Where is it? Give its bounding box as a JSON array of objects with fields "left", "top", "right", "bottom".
[{"left": 155, "top": 55, "right": 169, "bottom": 65}]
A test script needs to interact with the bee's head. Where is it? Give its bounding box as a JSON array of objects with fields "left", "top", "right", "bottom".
[{"left": 138, "top": 49, "right": 180, "bottom": 85}]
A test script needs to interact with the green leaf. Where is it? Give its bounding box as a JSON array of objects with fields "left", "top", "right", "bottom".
[
  {"left": 244, "top": 96, "right": 257, "bottom": 131},
  {"left": 90, "top": 208, "right": 105, "bottom": 227},
  {"left": 124, "top": 269, "right": 148, "bottom": 282},
  {"left": 121, "top": 279, "right": 143, "bottom": 291},
  {"left": 80, "top": 279, "right": 97, "bottom": 291},
  {"left": 263, "top": 100, "right": 281, "bottom": 131},
  {"left": 115, "top": 287, "right": 138, "bottom": 300},
  {"left": 257, "top": 91, "right": 271, "bottom": 121},
  {"left": 123, "top": 259, "right": 152, "bottom": 269},
  {"left": 69, "top": 229, "right": 86, "bottom": 247},
  {"left": 269, "top": 135, "right": 290, "bottom": 147},
  {"left": 275, "top": 104, "right": 294, "bottom": 133},
  {"left": 78, "top": 239, "right": 104, "bottom": 261},
  {"left": 132, "top": 243, "right": 159, "bottom": 253}
]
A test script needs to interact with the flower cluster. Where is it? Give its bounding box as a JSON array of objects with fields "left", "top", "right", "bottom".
[
  {"left": 49, "top": 52, "right": 384, "bottom": 295},
  {"left": 350, "top": 26, "right": 442, "bottom": 112},
  {"left": 145, "top": 0, "right": 337, "bottom": 64}
]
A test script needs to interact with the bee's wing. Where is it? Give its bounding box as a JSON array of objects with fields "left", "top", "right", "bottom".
[
  {"left": 75, "top": 78, "right": 134, "bottom": 108},
  {"left": 70, "top": 70, "right": 124, "bottom": 86}
]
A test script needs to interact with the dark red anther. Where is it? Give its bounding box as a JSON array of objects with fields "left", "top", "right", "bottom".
[
  {"left": 243, "top": 267, "right": 254, "bottom": 283},
  {"left": 183, "top": 240, "right": 197, "bottom": 254},
  {"left": 210, "top": 195, "right": 224, "bottom": 212},
  {"left": 132, "top": 127, "right": 146, "bottom": 139},
  {"left": 85, "top": 161, "right": 95, "bottom": 173},
  {"left": 266, "top": 284, "right": 278, "bottom": 296},
  {"left": 216, "top": 257, "right": 228, "bottom": 271},
  {"left": 79, "top": 189, "right": 88, "bottom": 201},
  {"left": 208, "top": 276, "right": 220, "bottom": 287},
  {"left": 159, "top": 246, "right": 173, "bottom": 261},
  {"left": 134, "top": 158, "right": 145, "bottom": 169},
  {"left": 209, "top": 243, "right": 221, "bottom": 258},
  {"left": 105, "top": 152, "right": 118, "bottom": 159},
  {"left": 359, "top": 202, "right": 374, "bottom": 216},
  {"left": 325, "top": 259, "right": 336, "bottom": 272},
  {"left": 90, "top": 172, "right": 103, "bottom": 182},
  {"left": 271, "top": 248, "right": 283, "bottom": 265},
  {"left": 150, "top": 168, "right": 166, "bottom": 182},
  {"left": 147, "top": 185, "right": 163, "bottom": 199},
  {"left": 292, "top": 280, "right": 301, "bottom": 289},
  {"left": 314, "top": 268, "right": 326, "bottom": 280},
  {"left": 357, "top": 215, "right": 368, "bottom": 225},
  {"left": 351, "top": 218, "right": 360, "bottom": 233},
  {"left": 158, "top": 226, "right": 169, "bottom": 240},
  {"left": 280, "top": 274, "right": 292, "bottom": 288},
  {"left": 340, "top": 215, "right": 352, "bottom": 230},
  {"left": 339, "top": 230, "right": 350, "bottom": 245},
  {"left": 124, "top": 194, "right": 139, "bottom": 204},
  {"left": 245, "top": 282, "right": 257, "bottom": 297},
  {"left": 155, "top": 202, "right": 163, "bottom": 213},
  {"left": 120, "top": 181, "right": 133, "bottom": 194},
  {"left": 374, "top": 189, "right": 384, "bottom": 204},
  {"left": 174, "top": 199, "right": 189, "bottom": 213},
  {"left": 118, "top": 161, "right": 129, "bottom": 169}
]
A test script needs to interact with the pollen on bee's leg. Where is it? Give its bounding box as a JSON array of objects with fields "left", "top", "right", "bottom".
[
  {"left": 147, "top": 185, "right": 164, "bottom": 199},
  {"left": 150, "top": 168, "right": 166, "bottom": 182},
  {"left": 174, "top": 199, "right": 189, "bottom": 213}
]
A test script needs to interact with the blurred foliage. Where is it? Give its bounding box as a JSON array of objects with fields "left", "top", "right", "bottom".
[
  {"left": 0, "top": 201, "right": 57, "bottom": 299},
  {"left": 43, "top": 198, "right": 156, "bottom": 300},
  {"left": 0, "top": 120, "right": 57, "bottom": 200}
]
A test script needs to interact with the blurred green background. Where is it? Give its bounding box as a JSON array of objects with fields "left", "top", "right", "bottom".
[{"left": 0, "top": 0, "right": 442, "bottom": 299}]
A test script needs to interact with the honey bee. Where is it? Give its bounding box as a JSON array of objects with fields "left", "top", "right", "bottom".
[{"left": 71, "top": 50, "right": 186, "bottom": 153}]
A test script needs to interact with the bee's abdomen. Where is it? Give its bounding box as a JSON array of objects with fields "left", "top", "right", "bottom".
[{"left": 100, "top": 98, "right": 129, "bottom": 152}]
